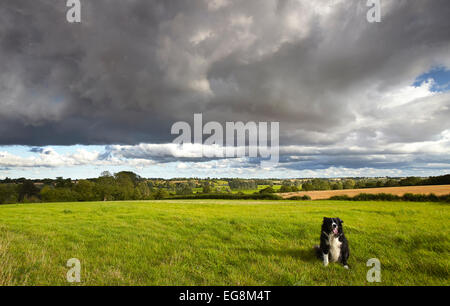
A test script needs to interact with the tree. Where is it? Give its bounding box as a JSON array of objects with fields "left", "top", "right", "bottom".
[
  {"left": 343, "top": 179, "right": 356, "bottom": 189},
  {"left": 228, "top": 179, "right": 257, "bottom": 190},
  {"left": 176, "top": 184, "right": 193, "bottom": 195},
  {"left": 40, "top": 186, "right": 77, "bottom": 202},
  {"left": 18, "top": 180, "right": 39, "bottom": 201},
  {"left": 55, "top": 177, "right": 73, "bottom": 188},
  {"left": 365, "top": 180, "right": 378, "bottom": 188},
  {"left": 40, "top": 186, "right": 55, "bottom": 202},
  {"left": 154, "top": 189, "right": 169, "bottom": 200},
  {"left": 73, "top": 180, "right": 96, "bottom": 201},
  {"left": 331, "top": 182, "right": 343, "bottom": 190},
  {"left": 115, "top": 171, "right": 141, "bottom": 186},
  {"left": 260, "top": 187, "right": 275, "bottom": 194},
  {"left": 0, "top": 184, "right": 19, "bottom": 204},
  {"left": 384, "top": 179, "right": 399, "bottom": 187},
  {"left": 422, "top": 174, "right": 450, "bottom": 185},
  {"left": 100, "top": 171, "right": 112, "bottom": 177},
  {"left": 136, "top": 182, "right": 152, "bottom": 200},
  {"left": 202, "top": 183, "right": 212, "bottom": 194},
  {"left": 95, "top": 175, "right": 116, "bottom": 201},
  {"left": 399, "top": 177, "right": 423, "bottom": 186},
  {"left": 355, "top": 181, "right": 366, "bottom": 189},
  {"left": 302, "top": 182, "right": 314, "bottom": 191},
  {"left": 279, "top": 185, "right": 292, "bottom": 193},
  {"left": 304, "top": 179, "right": 331, "bottom": 191},
  {"left": 115, "top": 173, "right": 135, "bottom": 200}
]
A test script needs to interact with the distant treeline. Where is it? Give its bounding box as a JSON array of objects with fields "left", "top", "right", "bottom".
[
  {"left": 296, "top": 175, "right": 450, "bottom": 192},
  {"left": 0, "top": 172, "right": 171, "bottom": 204},
  {"left": 0, "top": 172, "right": 449, "bottom": 204},
  {"left": 228, "top": 179, "right": 258, "bottom": 190}
]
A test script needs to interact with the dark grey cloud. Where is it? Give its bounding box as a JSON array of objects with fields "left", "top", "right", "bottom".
[
  {"left": 98, "top": 140, "right": 450, "bottom": 172},
  {"left": 0, "top": 0, "right": 450, "bottom": 173},
  {"left": 29, "top": 147, "right": 45, "bottom": 154}
]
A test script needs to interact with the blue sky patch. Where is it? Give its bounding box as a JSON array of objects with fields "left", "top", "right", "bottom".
[{"left": 413, "top": 67, "right": 450, "bottom": 92}]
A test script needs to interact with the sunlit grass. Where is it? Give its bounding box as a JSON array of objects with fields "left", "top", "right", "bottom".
[{"left": 0, "top": 200, "right": 448, "bottom": 285}]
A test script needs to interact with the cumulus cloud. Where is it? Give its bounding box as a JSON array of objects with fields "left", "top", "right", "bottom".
[
  {"left": 2, "top": 125, "right": 449, "bottom": 175},
  {"left": 0, "top": 0, "right": 450, "bottom": 176},
  {"left": 0, "top": 147, "right": 155, "bottom": 169}
]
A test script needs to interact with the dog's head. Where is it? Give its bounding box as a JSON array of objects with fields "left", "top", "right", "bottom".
[{"left": 322, "top": 217, "right": 344, "bottom": 237}]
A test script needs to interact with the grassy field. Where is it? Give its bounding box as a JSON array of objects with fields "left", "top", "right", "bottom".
[{"left": 0, "top": 200, "right": 448, "bottom": 286}]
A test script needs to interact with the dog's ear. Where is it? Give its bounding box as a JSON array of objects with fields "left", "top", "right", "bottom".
[{"left": 338, "top": 218, "right": 344, "bottom": 224}]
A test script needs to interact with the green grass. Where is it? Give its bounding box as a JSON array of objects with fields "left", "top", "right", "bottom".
[{"left": 0, "top": 200, "right": 448, "bottom": 286}]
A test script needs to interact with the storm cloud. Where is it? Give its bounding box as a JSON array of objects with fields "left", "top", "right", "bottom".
[{"left": 1, "top": 0, "right": 450, "bottom": 176}]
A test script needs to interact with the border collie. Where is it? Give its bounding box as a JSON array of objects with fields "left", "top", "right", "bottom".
[{"left": 314, "top": 217, "right": 350, "bottom": 269}]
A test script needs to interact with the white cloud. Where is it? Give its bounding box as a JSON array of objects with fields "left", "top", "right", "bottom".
[
  {"left": 190, "top": 30, "right": 213, "bottom": 45},
  {"left": 0, "top": 147, "right": 154, "bottom": 169}
]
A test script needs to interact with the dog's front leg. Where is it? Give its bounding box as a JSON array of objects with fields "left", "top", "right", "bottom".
[
  {"left": 322, "top": 252, "right": 329, "bottom": 267},
  {"left": 320, "top": 238, "right": 330, "bottom": 267}
]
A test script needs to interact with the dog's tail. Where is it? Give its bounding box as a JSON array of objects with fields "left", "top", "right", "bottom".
[{"left": 313, "top": 245, "right": 321, "bottom": 259}]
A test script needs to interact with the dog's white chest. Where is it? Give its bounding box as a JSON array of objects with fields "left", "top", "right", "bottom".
[{"left": 329, "top": 236, "right": 342, "bottom": 263}]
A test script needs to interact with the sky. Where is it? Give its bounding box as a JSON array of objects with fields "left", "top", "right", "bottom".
[{"left": 1, "top": 0, "right": 450, "bottom": 179}]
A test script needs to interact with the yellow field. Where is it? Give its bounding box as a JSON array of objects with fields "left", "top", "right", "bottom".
[{"left": 283, "top": 185, "right": 450, "bottom": 200}]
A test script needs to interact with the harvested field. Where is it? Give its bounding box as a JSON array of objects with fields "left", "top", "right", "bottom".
[{"left": 282, "top": 185, "right": 450, "bottom": 200}]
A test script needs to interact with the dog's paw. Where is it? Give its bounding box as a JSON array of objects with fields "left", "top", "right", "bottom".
[
  {"left": 343, "top": 265, "right": 349, "bottom": 269},
  {"left": 323, "top": 262, "right": 329, "bottom": 267}
]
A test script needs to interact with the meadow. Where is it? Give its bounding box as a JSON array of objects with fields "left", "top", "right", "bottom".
[{"left": 0, "top": 200, "right": 448, "bottom": 286}]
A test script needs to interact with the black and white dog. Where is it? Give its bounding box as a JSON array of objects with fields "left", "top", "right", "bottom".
[{"left": 314, "top": 217, "right": 350, "bottom": 269}]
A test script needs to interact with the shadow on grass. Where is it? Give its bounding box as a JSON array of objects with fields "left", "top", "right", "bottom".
[{"left": 236, "top": 247, "right": 318, "bottom": 263}]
